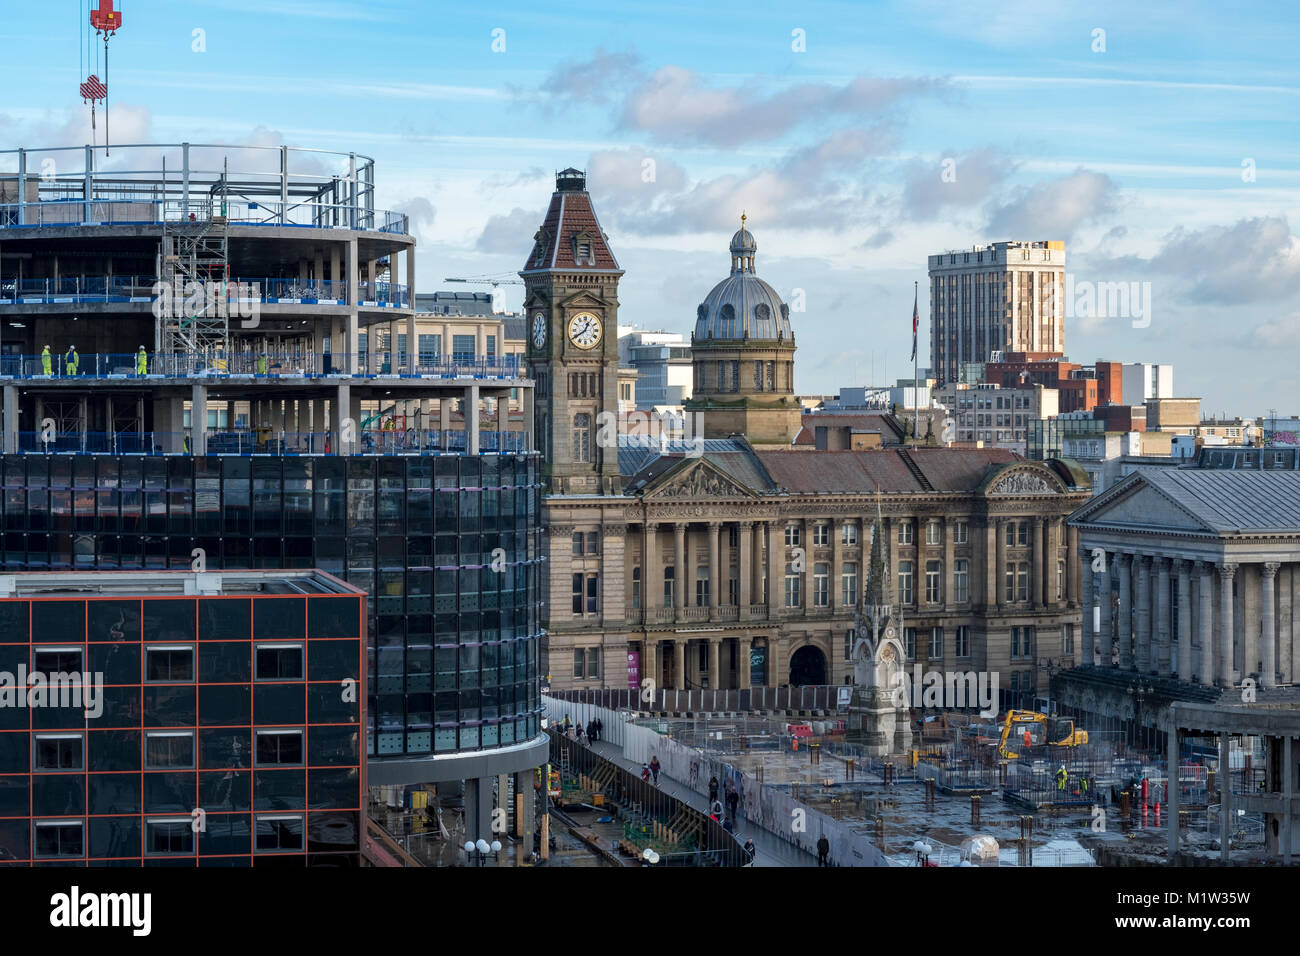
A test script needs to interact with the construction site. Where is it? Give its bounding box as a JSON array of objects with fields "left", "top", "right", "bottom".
[{"left": 548, "top": 688, "right": 1297, "bottom": 867}]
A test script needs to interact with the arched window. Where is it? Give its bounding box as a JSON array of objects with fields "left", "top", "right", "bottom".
[
  {"left": 573, "top": 413, "right": 592, "bottom": 462},
  {"left": 755, "top": 303, "right": 771, "bottom": 335},
  {"left": 720, "top": 304, "right": 736, "bottom": 338}
]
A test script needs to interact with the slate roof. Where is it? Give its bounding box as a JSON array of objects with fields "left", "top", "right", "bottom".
[
  {"left": 1110, "top": 469, "right": 1300, "bottom": 533},
  {"left": 757, "top": 447, "right": 1021, "bottom": 495},
  {"left": 520, "top": 173, "right": 621, "bottom": 274}
]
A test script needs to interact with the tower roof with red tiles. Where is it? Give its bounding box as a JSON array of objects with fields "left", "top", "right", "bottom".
[{"left": 520, "top": 168, "right": 622, "bottom": 276}]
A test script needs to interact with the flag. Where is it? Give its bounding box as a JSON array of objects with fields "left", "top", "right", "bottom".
[{"left": 909, "top": 285, "right": 918, "bottom": 363}]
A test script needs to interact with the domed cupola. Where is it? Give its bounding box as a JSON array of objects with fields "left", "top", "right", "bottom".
[
  {"left": 694, "top": 214, "right": 793, "bottom": 343},
  {"left": 686, "top": 214, "right": 801, "bottom": 445}
]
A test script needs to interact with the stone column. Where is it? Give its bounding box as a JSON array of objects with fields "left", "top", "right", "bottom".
[
  {"left": 1281, "top": 564, "right": 1294, "bottom": 684},
  {"left": 708, "top": 522, "right": 721, "bottom": 611},
  {"left": 1178, "top": 560, "right": 1192, "bottom": 682},
  {"left": 943, "top": 517, "right": 956, "bottom": 610},
  {"left": 644, "top": 522, "right": 659, "bottom": 609},
  {"left": 1242, "top": 564, "right": 1259, "bottom": 683},
  {"left": 1134, "top": 555, "right": 1151, "bottom": 673},
  {"left": 767, "top": 522, "right": 782, "bottom": 614},
  {"left": 708, "top": 637, "right": 720, "bottom": 689},
  {"left": 1081, "top": 549, "right": 1095, "bottom": 666},
  {"left": 739, "top": 637, "right": 752, "bottom": 690},
  {"left": 1262, "top": 562, "right": 1280, "bottom": 688},
  {"left": 800, "top": 519, "right": 812, "bottom": 612},
  {"left": 1118, "top": 553, "right": 1133, "bottom": 670},
  {"left": 753, "top": 521, "right": 767, "bottom": 607},
  {"left": 738, "top": 522, "right": 753, "bottom": 608},
  {"left": 673, "top": 640, "right": 686, "bottom": 691},
  {"left": 984, "top": 520, "right": 998, "bottom": 608},
  {"left": 673, "top": 523, "right": 686, "bottom": 611},
  {"left": 1067, "top": 525, "right": 1080, "bottom": 606},
  {"left": 1219, "top": 563, "right": 1237, "bottom": 687},
  {"left": 1031, "top": 517, "right": 1044, "bottom": 607},
  {"left": 1156, "top": 556, "right": 1171, "bottom": 676},
  {"left": 1199, "top": 562, "right": 1215, "bottom": 686},
  {"left": 832, "top": 520, "right": 846, "bottom": 611},
  {"left": 995, "top": 518, "right": 1007, "bottom": 609}
]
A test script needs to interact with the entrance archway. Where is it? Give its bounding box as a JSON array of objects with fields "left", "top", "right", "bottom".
[{"left": 788, "top": 645, "right": 827, "bottom": 686}]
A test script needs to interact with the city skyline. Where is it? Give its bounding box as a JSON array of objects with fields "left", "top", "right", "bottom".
[{"left": 1, "top": 1, "right": 1297, "bottom": 414}]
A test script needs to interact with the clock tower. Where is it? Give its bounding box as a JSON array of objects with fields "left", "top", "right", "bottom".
[{"left": 520, "top": 168, "right": 624, "bottom": 495}]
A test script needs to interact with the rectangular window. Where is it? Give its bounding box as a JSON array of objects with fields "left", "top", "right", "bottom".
[
  {"left": 418, "top": 333, "right": 441, "bottom": 365},
  {"left": 696, "top": 567, "right": 710, "bottom": 607},
  {"left": 585, "top": 531, "right": 598, "bottom": 555},
  {"left": 34, "top": 734, "right": 83, "bottom": 771},
  {"left": 255, "top": 814, "right": 305, "bottom": 853},
  {"left": 663, "top": 567, "right": 675, "bottom": 607},
  {"left": 585, "top": 647, "right": 600, "bottom": 680},
  {"left": 34, "top": 821, "right": 83, "bottom": 858},
  {"left": 1017, "top": 564, "right": 1029, "bottom": 602},
  {"left": 571, "top": 532, "right": 583, "bottom": 556},
  {"left": 784, "top": 525, "right": 801, "bottom": 547},
  {"left": 955, "top": 625, "right": 970, "bottom": 658},
  {"left": 841, "top": 523, "right": 858, "bottom": 545},
  {"left": 813, "top": 523, "right": 829, "bottom": 547},
  {"left": 485, "top": 334, "right": 497, "bottom": 359},
  {"left": 898, "top": 521, "right": 914, "bottom": 545},
  {"left": 452, "top": 334, "right": 476, "bottom": 365},
  {"left": 1062, "top": 623, "right": 1074, "bottom": 657},
  {"left": 954, "top": 559, "right": 969, "bottom": 603},
  {"left": 728, "top": 525, "right": 739, "bottom": 548},
  {"left": 255, "top": 729, "right": 304, "bottom": 766},
  {"left": 1057, "top": 560, "right": 1065, "bottom": 600},
  {"left": 926, "top": 521, "right": 942, "bottom": 546},
  {"left": 813, "top": 563, "right": 829, "bottom": 607},
  {"left": 1005, "top": 522, "right": 1016, "bottom": 547},
  {"left": 145, "top": 731, "right": 195, "bottom": 769},
  {"left": 146, "top": 819, "right": 195, "bottom": 855},
  {"left": 904, "top": 627, "right": 916, "bottom": 661},
  {"left": 1011, "top": 626, "right": 1021, "bottom": 658},
  {"left": 1005, "top": 566, "right": 1016, "bottom": 603},
  {"left": 255, "top": 644, "right": 304, "bottom": 681},
  {"left": 586, "top": 574, "right": 598, "bottom": 614},
  {"left": 728, "top": 568, "right": 739, "bottom": 606},
  {"left": 632, "top": 567, "right": 642, "bottom": 610},
  {"left": 898, "top": 561, "right": 914, "bottom": 605},
  {"left": 1017, "top": 522, "right": 1029, "bottom": 547},
  {"left": 33, "top": 647, "right": 83, "bottom": 675},
  {"left": 842, "top": 563, "right": 857, "bottom": 607},
  {"left": 784, "top": 564, "right": 801, "bottom": 608},
  {"left": 925, "top": 560, "right": 942, "bottom": 604},
  {"left": 929, "top": 627, "right": 943, "bottom": 660},
  {"left": 954, "top": 521, "right": 969, "bottom": 544},
  {"left": 1024, "top": 626, "right": 1035, "bottom": 659},
  {"left": 145, "top": 645, "right": 194, "bottom": 682},
  {"left": 572, "top": 573, "right": 599, "bottom": 615},
  {"left": 573, "top": 648, "right": 587, "bottom": 680}
]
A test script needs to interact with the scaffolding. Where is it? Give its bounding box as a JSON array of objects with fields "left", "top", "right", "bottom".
[{"left": 157, "top": 161, "right": 231, "bottom": 358}]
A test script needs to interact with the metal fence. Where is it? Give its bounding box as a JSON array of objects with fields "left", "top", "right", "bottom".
[
  {"left": 12, "top": 428, "right": 528, "bottom": 456},
  {"left": 547, "top": 685, "right": 845, "bottom": 714}
]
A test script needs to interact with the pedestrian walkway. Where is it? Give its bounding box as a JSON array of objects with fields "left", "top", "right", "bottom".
[{"left": 587, "top": 739, "right": 816, "bottom": 867}]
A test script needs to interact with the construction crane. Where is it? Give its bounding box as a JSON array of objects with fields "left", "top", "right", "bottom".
[
  {"left": 443, "top": 274, "right": 524, "bottom": 288},
  {"left": 996, "top": 709, "right": 1089, "bottom": 760},
  {"left": 81, "top": 0, "right": 124, "bottom": 154}
]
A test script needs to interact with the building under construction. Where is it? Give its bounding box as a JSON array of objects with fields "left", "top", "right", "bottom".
[{"left": 0, "top": 143, "right": 548, "bottom": 862}]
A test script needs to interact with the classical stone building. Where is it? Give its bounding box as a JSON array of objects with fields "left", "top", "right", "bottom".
[
  {"left": 523, "top": 174, "right": 1092, "bottom": 699},
  {"left": 1069, "top": 469, "right": 1300, "bottom": 689}
]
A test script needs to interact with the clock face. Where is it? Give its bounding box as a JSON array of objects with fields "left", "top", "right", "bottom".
[
  {"left": 531, "top": 313, "right": 546, "bottom": 348},
  {"left": 568, "top": 312, "right": 602, "bottom": 350}
]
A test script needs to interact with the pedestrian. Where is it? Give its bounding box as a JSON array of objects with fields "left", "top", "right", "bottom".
[
  {"left": 563, "top": 714, "right": 571, "bottom": 732},
  {"left": 586, "top": 720, "right": 595, "bottom": 744},
  {"left": 136, "top": 345, "right": 148, "bottom": 376},
  {"left": 575, "top": 723, "right": 585, "bottom": 744},
  {"left": 742, "top": 838, "right": 756, "bottom": 864},
  {"left": 650, "top": 755, "right": 661, "bottom": 785},
  {"left": 708, "top": 775, "right": 719, "bottom": 804},
  {"left": 641, "top": 763, "right": 651, "bottom": 782},
  {"left": 726, "top": 782, "right": 739, "bottom": 820},
  {"left": 64, "top": 344, "right": 79, "bottom": 376},
  {"left": 817, "top": 834, "right": 830, "bottom": 867},
  {"left": 710, "top": 799, "right": 723, "bottom": 822},
  {"left": 41, "top": 345, "right": 52, "bottom": 375},
  {"left": 1055, "top": 763, "right": 1067, "bottom": 792},
  {"left": 593, "top": 717, "right": 602, "bottom": 741},
  {"left": 722, "top": 816, "right": 734, "bottom": 834}
]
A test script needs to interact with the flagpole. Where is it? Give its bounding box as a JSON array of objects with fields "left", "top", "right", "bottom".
[{"left": 912, "top": 280, "right": 919, "bottom": 446}]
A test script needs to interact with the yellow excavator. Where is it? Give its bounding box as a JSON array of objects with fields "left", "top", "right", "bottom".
[{"left": 997, "top": 710, "right": 1088, "bottom": 760}]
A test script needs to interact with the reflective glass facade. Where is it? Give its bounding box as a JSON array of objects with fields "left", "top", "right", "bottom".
[
  {"left": 0, "top": 589, "right": 364, "bottom": 866},
  {"left": 0, "top": 454, "right": 546, "bottom": 761}
]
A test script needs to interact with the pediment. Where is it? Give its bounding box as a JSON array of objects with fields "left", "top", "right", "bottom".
[
  {"left": 559, "top": 290, "right": 609, "bottom": 311},
  {"left": 1074, "top": 480, "right": 1217, "bottom": 533},
  {"left": 982, "top": 463, "right": 1067, "bottom": 496},
  {"left": 643, "top": 459, "right": 757, "bottom": 500}
]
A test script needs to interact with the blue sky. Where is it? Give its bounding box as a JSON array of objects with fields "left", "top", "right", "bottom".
[{"left": 3, "top": 0, "right": 1299, "bottom": 414}]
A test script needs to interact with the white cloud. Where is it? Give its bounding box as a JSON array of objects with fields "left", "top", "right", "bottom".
[{"left": 985, "top": 169, "right": 1121, "bottom": 241}]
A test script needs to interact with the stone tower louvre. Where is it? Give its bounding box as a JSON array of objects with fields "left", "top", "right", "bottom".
[
  {"left": 686, "top": 220, "right": 800, "bottom": 444},
  {"left": 521, "top": 168, "right": 624, "bottom": 495}
]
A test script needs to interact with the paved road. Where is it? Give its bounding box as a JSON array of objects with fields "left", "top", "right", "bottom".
[{"left": 587, "top": 739, "right": 816, "bottom": 867}]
